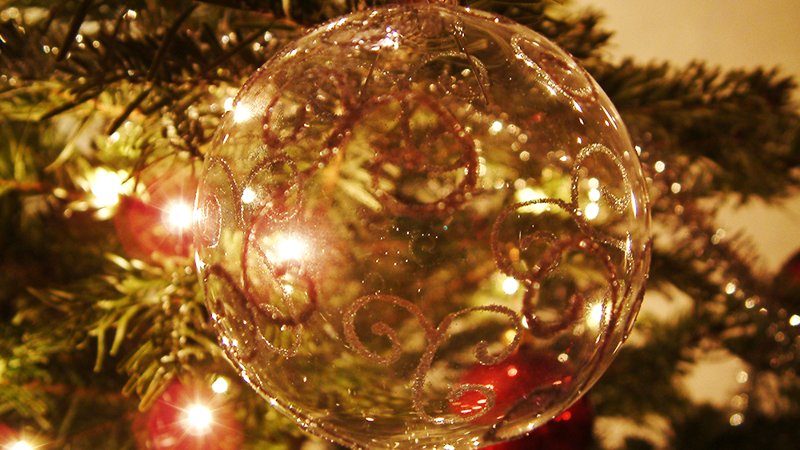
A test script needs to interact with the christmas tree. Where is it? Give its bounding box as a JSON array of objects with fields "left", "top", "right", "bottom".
[{"left": 1, "top": 1, "right": 799, "bottom": 449}]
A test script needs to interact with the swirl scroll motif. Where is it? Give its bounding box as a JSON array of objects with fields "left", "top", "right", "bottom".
[
  {"left": 344, "top": 295, "right": 522, "bottom": 423},
  {"left": 491, "top": 142, "right": 631, "bottom": 341},
  {"left": 323, "top": 90, "right": 480, "bottom": 216},
  {"left": 262, "top": 68, "right": 358, "bottom": 150},
  {"left": 338, "top": 140, "right": 631, "bottom": 425},
  {"left": 201, "top": 153, "right": 312, "bottom": 358},
  {"left": 416, "top": 50, "right": 490, "bottom": 102},
  {"left": 511, "top": 34, "right": 595, "bottom": 101},
  {"left": 571, "top": 143, "right": 633, "bottom": 254}
]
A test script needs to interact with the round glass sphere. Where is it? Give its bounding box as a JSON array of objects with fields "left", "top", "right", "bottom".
[{"left": 194, "top": 3, "right": 650, "bottom": 449}]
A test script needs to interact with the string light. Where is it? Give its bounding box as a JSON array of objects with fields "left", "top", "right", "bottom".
[
  {"left": 167, "top": 203, "right": 193, "bottom": 229},
  {"left": 241, "top": 187, "right": 256, "bottom": 204},
  {"left": 584, "top": 202, "right": 600, "bottom": 220},
  {"left": 502, "top": 276, "right": 519, "bottom": 295},
  {"left": 186, "top": 405, "right": 213, "bottom": 431},
  {"left": 89, "top": 168, "right": 129, "bottom": 208},
  {"left": 212, "top": 377, "right": 229, "bottom": 394},
  {"left": 514, "top": 187, "right": 548, "bottom": 213},
  {"left": 276, "top": 237, "right": 306, "bottom": 261}
]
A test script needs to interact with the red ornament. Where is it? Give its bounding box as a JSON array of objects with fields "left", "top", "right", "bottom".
[
  {"left": 0, "top": 422, "right": 33, "bottom": 450},
  {"left": 451, "top": 350, "right": 575, "bottom": 424},
  {"left": 775, "top": 250, "right": 800, "bottom": 313},
  {"left": 779, "top": 251, "right": 800, "bottom": 285},
  {"left": 138, "top": 380, "right": 243, "bottom": 450},
  {"left": 113, "top": 166, "right": 197, "bottom": 260},
  {"left": 483, "top": 397, "right": 594, "bottom": 450},
  {"left": 0, "top": 422, "right": 17, "bottom": 445}
]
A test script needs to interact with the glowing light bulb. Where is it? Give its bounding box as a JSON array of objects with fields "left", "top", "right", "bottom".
[
  {"left": 584, "top": 202, "right": 600, "bottom": 220},
  {"left": 186, "top": 405, "right": 212, "bottom": 430},
  {"left": 90, "top": 168, "right": 126, "bottom": 208},
  {"left": 241, "top": 187, "right": 256, "bottom": 204},
  {"left": 11, "top": 442, "right": 32, "bottom": 450},
  {"left": 514, "top": 187, "right": 548, "bottom": 213},
  {"left": 167, "top": 203, "right": 193, "bottom": 229},
  {"left": 233, "top": 103, "right": 252, "bottom": 123},
  {"left": 276, "top": 237, "right": 305, "bottom": 261},
  {"left": 212, "top": 377, "right": 229, "bottom": 394},
  {"left": 502, "top": 277, "right": 519, "bottom": 295}
]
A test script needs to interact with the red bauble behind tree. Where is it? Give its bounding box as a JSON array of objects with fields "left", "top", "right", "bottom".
[
  {"left": 483, "top": 397, "right": 594, "bottom": 450},
  {"left": 0, "top": 422, "right": 35, "bottom": 450},
  {"left": 136, "top": 379, "right": 243, "bottom": 450},
  {"left": 451, "top": 349, "right": 594, "bottom": 450},
  {"left": 114, "top": 166, "right": 197, "bottom": 261}
]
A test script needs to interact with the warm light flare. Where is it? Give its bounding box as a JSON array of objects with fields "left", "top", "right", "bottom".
[
  {"left": 276, "top": 237, "right": 306, "bottom": 261},
  {"left": 514, "top": 187, "right": 549, "bottom": 213},
  {"left": 587, "top": 303, "right": 605, "bottom": 332},
  {"left": 584, "top": 202, "right": 600, "bottom": 220},
  {"left": 241, "top": 187, "right": 256, "bottom": 204},
  {"left": 502, "top": 277, "right": 519, "bottom": 295},
  {"left": 10, "top": 441, "right": 32, "bottom": 450},
  {"left": 186, "top": 405, "right": 213, "bottom": 430},
  {"left": 232, "top": 102, "right": 252, "bottom": 123},
  {"left": 167, "top": 203, "right": 193, "bottom": 229},
  {"left": 89, "top": 168, "right": 130, "bottom": 208},
  {"left": 212, "top": 377, "right": 229, "bottom": 394}
]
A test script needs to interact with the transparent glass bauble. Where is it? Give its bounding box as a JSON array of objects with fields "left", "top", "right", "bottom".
[{"left": 194, "top": 3, "right": 651, "bottom": 449}]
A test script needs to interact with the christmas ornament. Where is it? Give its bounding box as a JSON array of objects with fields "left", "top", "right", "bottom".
[
  {"left": 194, "top": 2, "right": 650, "bottom": 449},
  {"left": 776, "top": 250, "right": 800, "bottom": 311},
  {"left": 0, "top": 423, "right": 32, "bottom": 450},
  {"left": 450, "top": 349, "right": 575, "bottom": 426},
  {"left": 136, "top": 379, "right": 243, "bottom": 450},
  {"left": 482, "top": 397, "right": 593, "bottom": 450},
  {"left": 114, "top": 166, "right": 197, "bottom": 260}
]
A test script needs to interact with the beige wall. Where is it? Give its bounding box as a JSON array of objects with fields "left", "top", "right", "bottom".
[{"left": 574, "top": 0, "right": 800, "bottom": 84}]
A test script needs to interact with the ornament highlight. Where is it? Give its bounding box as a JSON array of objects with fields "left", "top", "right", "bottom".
[{"left": 194, "top": 3, "right": 650, "bottom": 449}]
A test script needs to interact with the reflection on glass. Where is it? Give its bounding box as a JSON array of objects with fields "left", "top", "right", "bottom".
[{"left": 275, "top": 236, "right": 306, "bottom": 261}]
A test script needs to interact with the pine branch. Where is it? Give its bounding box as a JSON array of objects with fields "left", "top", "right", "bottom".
[{"left": 597, "top": 59, "right": 800, "bottom": 199}]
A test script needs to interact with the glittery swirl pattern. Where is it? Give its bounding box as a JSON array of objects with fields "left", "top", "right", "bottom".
[
  {"left": 340, "top": 144, "right": 629, "bottom": 424},
  {"left": 571, "top": 143, "right": 633, "bottom": 254},
  {"left": 511, "top": 34, "right": 595, "bottom": 100},
  {"left": 201, "top": 154, "right": 311, "bottom": 359},
  {"left": 491, "top": 143, "right": 630, "bottom": 341},
  {"left": 344, "top": 295, "right": 522, "bottom": 423},
  {"left": 323, "top": 90, "right": 480, "bottom": 217}
]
